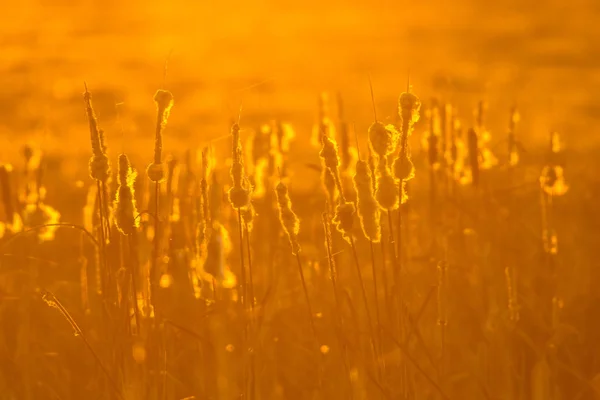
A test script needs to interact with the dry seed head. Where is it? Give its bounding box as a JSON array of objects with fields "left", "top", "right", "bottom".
[
  {"left": 230, "top": 162, "right": 244, "bottom": 189},
  {"left": 151, "top": 89, "right": 173, "bottom": 165},
  {"left": 228, "top": 122, "right": 251, "bottom": 209},
  {"left": 399, "top": 92, "right": 421, "bottom": 118},
  {"left": 333, "top": 201, "right": 355, "bottom": 241},
  {"left": 399, "top": 91, "right": 421, "bottom": 132},
  {"left": 393, "top": 151, "right": 415, "bottom": 181},
  {"left": 83, "top": 85, "right": 103, "bottom": 157},
  {"left": 114, "top": 154, "right": 139, "bottom": 235},
  {"left": 375, "top": 158, "right": 398, "bottom": 210},
  {"left": 353, "top": 160, "right": 381, "bottom": 242},
  {"left": 275, "top": 181, "right": 301, "bottom": 254},
  {"left": 319, "top": 135, "right": 340, "bottom": 170},
  {"left": 154, "top": 89, "right": 174, "bottom": 126},
  {"left": 147, "top": 162, "right": 166, "bottom": 183},
  {"left": 84, "top": 85, "right": 111, "bottom": 182},
  {"left": 228, "top": 187, "right": 250, "bottom": 209},
  {"left": 89, "top": 153, "right": 111, "bottom": 183},
  {"left": 368, "top": 122, "right": 398, "bottom": 157}
]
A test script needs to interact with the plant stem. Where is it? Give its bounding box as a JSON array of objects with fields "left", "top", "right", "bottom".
[
  {"left": 237, "top": 208, "right": 247, "bottom": 308},
  {"left": 295, "top": 252, "right": 317, "bottom": 342},
  {"left": 151, "top": 182, "right": 160, "bottom": 310},
  {"left": 349, "top": 236, "right": 379, "bottom": 377},
  {"left": 369, "top": 240, "right": 383, "bottom": 372},
  {"left": 128, "top": 233, "right": 141, "bottom": 334},
  {"left": 322, "top": 213, "right": 352, "bottom": 397}
]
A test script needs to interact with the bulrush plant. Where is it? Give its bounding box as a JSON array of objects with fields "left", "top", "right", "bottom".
[
  {"left": 352, "top": 136, "right": 384, "bottom": 367},
  {"left": 146, "top": 88, "right": 173, "bottom": 311},
  {"left": 394, "top": 82, "right": 420, "bottom": 263},
  {"left": 319, "top": 131, "right": 380, "bottom": 376},
  {"left": 84, "top": 83, "right": 112, "bottom": 297},
  {"left": 274, "top": 178, "right": 317, "bottom": 339},
  {"left": 113, "top": 154, "right": 141, "bottom": 331},
  {"left": 227, "top": 120, "right": 253, "bottom": 307},
  {"left": 0, "top": 77, "right": 588, "bottom": 400},
  {"left": 367, "top": 81, "right": 400, "bottom": 306}
]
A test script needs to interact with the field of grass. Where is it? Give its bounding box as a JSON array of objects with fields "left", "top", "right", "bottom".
[{"left": 0, "top": 1, "right": 599, "bottom": 399}]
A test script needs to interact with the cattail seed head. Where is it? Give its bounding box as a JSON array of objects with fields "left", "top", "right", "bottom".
[
  {"left": 275, "top": 181, "right": 301, "bottom": 254},
  {"left": 399, "top": 92, "right": 421, "bottom": 121},
  {"left": 114, "top": 154, "right": 139, "bottom": 235},
  {"left": 84, "top": 86, "right": 111, "bottom": 182},
  {"left": 151, "top": 89, "right": 174, "bottom": 167},
  {"left": 147, "top": 162, "right": 166, "bottom": 183},
  {"left": 333, "top": 201, "right": 355, "bottom": 241},
  {"left": 319, "top": 135, "right": 340, "bottom": 170},
  {"left": 89, "top": 153, "right": 111, "bottom": 183},
  {"left": 353, "top": 160, "right": 381, "bottom": 242},
  {"left": 368, "top": 122, "right": 398, "bottom": 157},
  {"left": 154, "top": 90, "right": 174, "bottom": 125},
  {"left": 228, "top": 187, "right": 250, "bottom": 209},
  {"left": 228, "top": 122, "right": 251, "bottom": 209},
  {"left": 375, "top": 158, "right": 398, "bottom": 210},
  {"left": 393, "top": 152, "right": 415, "bottom": 181}
]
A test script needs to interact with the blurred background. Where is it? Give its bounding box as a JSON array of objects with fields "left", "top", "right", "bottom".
[{"left": 0, "top": 0, "right": 598, "bottom": 161}]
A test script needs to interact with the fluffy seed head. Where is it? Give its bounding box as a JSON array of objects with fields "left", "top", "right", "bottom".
[
  {"left": 375, "top": 158, "right": 398, "bottom": 210},
  {"left": 393, "top": 152, "right": 415, "bottom": 181},
  {"left": 333, "top": 202, "right": 355, "bottom": 241},
  {"left": 147, "top": 162, "right": 166, "bottom": 183},
  {"left": 368, "top": 122, "right": 398, "bottom": 157},
  {"left": 114, "top": 154, "right": 139, "bottom": 235},
  {"left": 399, "top": 92, "right": 421, "bottom": 124},
  {"left": 353, "top": 160, "right": 381, "bottom": 242},
  {"left": 154, "top": 90, "right": 174, "bottom": 125},
  {"left": 228, "top": 187, "right": 250, "bottom": 209},
  {"left": 89, "top": 154, "right": 111, "bottom": 183},
  {"left": 319, "top": 135, "right": 340, "bottom": 170},
  {"left": 275, "top": 181, "right": 301, "bottom": 254}
]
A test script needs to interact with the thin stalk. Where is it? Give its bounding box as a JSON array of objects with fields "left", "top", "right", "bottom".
[
  {"left": 295, "top": 252, "right": 317, "bottom": 342},
  {"left": 151, "top": 182, "right": 160, "bottom": 310},
  {"left": 387, "top": 210, "right": 399, "bottom": 282},
  {"left": 349, "top": 236, "right": 380, "bottom": 378},
  {"left": 42, "top": 291, "right": 124, "bottom": 400},
  {"left": 245, "top": 224, "right": 255, "bottom": 313},
  {"left": 96, "top": 181, "right": 109, "bottom": 297},
  {"left": 244, "top": 223, "right": 256, "bottom": 400},
  {"left": 322, "top": 214, "right": 352, "bottom": 397},
  {"left": 379, "top": 225, "right": 391, "bottom": 324},
  {"left": 397, "top": 181, "right": 403, "bottom": 265},
  {"left": 236, "top": 208, "right": 249, "bottom": 400},
  {"left": 369, "top": 240, "right": 383, "bottom": 371},
  {"left": 128, "top": 234, "right": 141, "bottom": 334},
  {"left": 237, "top": 208, "right": 247, "bottom": 308}
]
